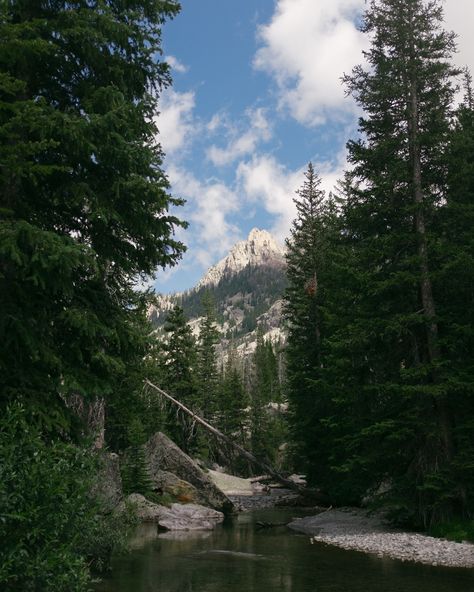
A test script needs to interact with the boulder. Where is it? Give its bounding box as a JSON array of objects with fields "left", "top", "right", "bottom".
[
  {"left": 122, "top": 493, "right": 162, "bottom": 522},
  {"left": 92, "top": 452, "right": 123, "bottom": 512},
  {"left": 158, "top": 503, "right": 224, "bottom": 531},
  {"left": 153, "top": 469, "right": 201, "bottom": 504},
  {"left": 119, "top": 494, "right": 224, "bottom": 530},
  {"left": 145, "top": 432, "right": 234, "bottom": 514}
]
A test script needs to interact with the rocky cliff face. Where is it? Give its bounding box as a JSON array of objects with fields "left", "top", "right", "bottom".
[
  {"left": 149, "top": 228, "right": 287, "bottom": 358},
  {"left": 196, "top": 228, "right": 285, "bottom": 290}
]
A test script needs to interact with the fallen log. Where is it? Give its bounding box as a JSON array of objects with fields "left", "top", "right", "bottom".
[{"left": 144, "top": 379, "right": 329, "bottom": 504}]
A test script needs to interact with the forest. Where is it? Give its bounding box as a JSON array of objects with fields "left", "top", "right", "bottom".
[{"left": 1, "top": 0, "right": 473, "bottom": 590}]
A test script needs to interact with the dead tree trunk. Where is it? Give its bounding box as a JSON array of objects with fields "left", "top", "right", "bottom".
[{"left": 144, "top": 379, "right": 329, "bottom": 504}]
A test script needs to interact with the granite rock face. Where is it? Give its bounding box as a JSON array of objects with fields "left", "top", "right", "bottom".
[
  {"left": 145, "top": 432, "right": 234, "bottom": 514},
  {"left": 158, "top": 503, "right": 224, "bottom": 531},
  {"left": 196, "top": 228, "right": 285, "bottom": 290}
]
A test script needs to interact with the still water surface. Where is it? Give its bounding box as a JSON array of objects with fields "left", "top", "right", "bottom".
[{"left": 95, "top": 507, "right": 474, "bottom": 592}]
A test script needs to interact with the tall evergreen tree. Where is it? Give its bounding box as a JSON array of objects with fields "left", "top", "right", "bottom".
[
  {"left": 339, "top": 0, "right": 463, "bottom": 525},
  {"left": 218, "top": 348, "right": 247, "bottom": 443},
  {"left": 0, "top": 2, "right": 184, "bottom": 589},
  {"left": 196, "top": 292, "right": 220, "bottom": 419},
  {"left": 284, "top": 163, "right": 335, "bottom": 481},
  {"left": 159, "top": 305, "right": 199, "bottom": 450},
  {"left": 0, "top": 0, "right": 185, "bottom": 428}
]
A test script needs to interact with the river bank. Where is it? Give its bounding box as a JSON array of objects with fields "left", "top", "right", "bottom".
[{"left": 289, "top": 507, "right": 474, "bottom": 568}]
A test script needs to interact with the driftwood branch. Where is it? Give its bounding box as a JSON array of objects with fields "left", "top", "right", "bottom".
[{"left": 144, "top": 379, "right": 329, "bottom": 503}]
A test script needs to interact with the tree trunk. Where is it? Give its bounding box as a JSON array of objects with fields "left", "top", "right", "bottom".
[
  {"left": 407, "top": 12, "right": 454, "bottom": 464},
  {"left": 145, "top": 379, "right": 329, "bottom": 504}
]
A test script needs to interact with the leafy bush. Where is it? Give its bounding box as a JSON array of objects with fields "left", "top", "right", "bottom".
[
  {"left": 0, "top": 404, "right": 130, "bottom": 591},
  {"left": 430, "top": 521, "right": 474, "bottom": 543}
]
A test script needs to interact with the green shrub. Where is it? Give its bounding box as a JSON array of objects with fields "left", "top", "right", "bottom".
[{"left": 0, "top": 404, "right": 130, "bottom": 591}]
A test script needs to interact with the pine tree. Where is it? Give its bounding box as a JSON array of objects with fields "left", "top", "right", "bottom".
[
  {"left": 121, "top": 419, "right": 153, "bottom": 497},
  {"left": 159, "top": 305, "right": 199, "bottom": 450},
  {"left": 196, "top": 292, "right": 220, "bottom": 418},
  {"left": 284, "top": 163, "right": 335, "bottom": 481},
  {"left": 218, "top": 348, "right": 247, "bottom": 443},
  {"left": 0, "top": 0, "right": 185, "bottom": 428},
  {"left": 339, "top": 0, "right": 463, "bottom": 525}
]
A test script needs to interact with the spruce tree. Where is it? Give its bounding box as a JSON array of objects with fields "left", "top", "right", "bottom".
[
  {"left": 160, "top": 305, "right": 199, "bottom": 450},
  {"left": 0, "top": 0, "right": 185, "bottom": 428},
  {"left": 284, "top": 163, "right": 335, "bottom": 481},
  {"left": 340, "top": 0, "right": 463, "bottom": 525},
  {"left": 196, "top": 292, "right": 220, "bottom": 418},
  {"left": 218, "top": 348, "right": 247, "bottom": 443}
]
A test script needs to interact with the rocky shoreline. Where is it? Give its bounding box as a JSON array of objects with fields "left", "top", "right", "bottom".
[{"left": 289, "top": 508, "right": 474, "bottom": 569}]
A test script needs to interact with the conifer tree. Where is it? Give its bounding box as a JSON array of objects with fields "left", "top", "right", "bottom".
[
  {"left": 159, "top": 305, "right": 199, "bottom": 450},
  {"left": 0, "top": 0, "right": 185, "bottom": 428},
  {"left": 284, "top": 163, "right": 335, "bottom": 480},
  {"left": 340, "top": 0, "right": 463, "bottom": 525},
  {"left": 218, "top": 349, "right": 247, "bottom": 443},
  {"left": 196, "top": 292, "right": 220, "bottom": 418}
]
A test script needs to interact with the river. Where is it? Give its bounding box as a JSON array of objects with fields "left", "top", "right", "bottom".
[{"left": 94, "top": 507, "right": 474, "bottom": 592}]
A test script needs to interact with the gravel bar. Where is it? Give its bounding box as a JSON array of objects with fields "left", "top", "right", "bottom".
[{"left": 289, "top": 508, "right": 474, "bottom": 568}]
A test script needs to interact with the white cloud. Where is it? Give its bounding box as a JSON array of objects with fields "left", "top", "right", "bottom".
[
  {"left": 254, "top": 0, "right": 367, "bottom": 126},
  {"left": 155, "top": 89, "right": 196, "bottom": 155},
  {"left": 206, "top": 108, "right": 273, "bottom": 166},
  {"left": 165, "top": 55, "right": 188, "bottom": 74},
  {"left": 167, "top": 166, "right": 242, "bottom": 269},
  {"left": 237, "top": 151, "right": 347, "bottom": 242},
  {"left": 254, "top": 0, "right": 474, "bottom": 127},
  {"left": 444, "top": 1, "right": 474, "bottom": 76}
]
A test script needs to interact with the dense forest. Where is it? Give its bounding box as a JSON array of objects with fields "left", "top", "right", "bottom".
[
  {"left": 284, "top": 0, "right": 474, "bottom": 533},
  {"left": 1, "top": 0, "right": 473, "bottom": 590}
]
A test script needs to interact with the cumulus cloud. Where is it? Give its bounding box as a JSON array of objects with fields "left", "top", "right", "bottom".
[
  {"left": 254, "top": 0, "right": 367, "bottom": 126},
  {"left": 167, "top": 166, "right": 242, "bottom": 269},
  {"left": 254, "top": 0, "right": 473, "bottom": 127},
  {"left": 206, "top": 108, "right": 273, "bottom": 166},
  {"left": 155, "top": 89, "right": 196, "bottom": 155},
  {"left": 237, "top": 151, "right": 347, "bottom": 242},
  {"left": 165, "top": 55, "right": 189, "bottom": 74}
]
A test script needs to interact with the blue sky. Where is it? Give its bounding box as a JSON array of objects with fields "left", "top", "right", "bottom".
[{"left": 154, "top": 0, "right": 474, "bottom": 294}]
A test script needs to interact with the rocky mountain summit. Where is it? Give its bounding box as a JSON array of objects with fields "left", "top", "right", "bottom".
[
  {"left": 149, "top": 228, "right": 287, "bottom": 357},
  {"left": 196, "top": 228, "right": 285, "bottom": 290}
]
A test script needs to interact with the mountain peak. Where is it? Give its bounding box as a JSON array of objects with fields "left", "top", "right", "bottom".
[{"left": 196, "top": 228, "right": 285, "bottom": 289}]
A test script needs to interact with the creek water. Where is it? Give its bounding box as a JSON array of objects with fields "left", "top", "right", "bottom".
[{"left": 94, "top": 507, "right": 474, "bottom": 592}]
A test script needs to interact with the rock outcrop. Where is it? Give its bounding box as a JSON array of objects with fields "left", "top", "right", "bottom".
[
  {"left": 145, "top": 432, "right": 234, "bottom": 514},
  {"left": 119, "top": 494, "right": 224, "bottom": 530},
  {"left": 196, "top": 228, "right": 285, "bottom": 290}
]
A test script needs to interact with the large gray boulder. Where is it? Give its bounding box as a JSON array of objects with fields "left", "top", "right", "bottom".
[
  {"left": 158, "top": 503, "right": 224, "bottom": 531},
  {"left": 145, "top": 432, "right": 234, "bottom": 514},
  {"left": 120, "top": 494, "right": 224, "bottom": 530}
]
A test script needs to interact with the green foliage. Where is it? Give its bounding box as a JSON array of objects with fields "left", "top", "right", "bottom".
[
  {"left": 0, "top": 404, "right": 132, "bottom": 591},
  {"left": 284, "top": 163, "right": 338, "bottom": 481},
  {"left": 218, "top": 349, "right": 248, "bottom": 441},
  {"left": 120, "top": 419, "right": 154, "bottom": 498},
  {"left": 429, "top": 520, "right": 474, "bottom": 543},
  {"left": 283, "top": 1, "right": 474, "bottom": 528},
  {"left": 0, "top": 0, "right": 185, "bottom": 424}
]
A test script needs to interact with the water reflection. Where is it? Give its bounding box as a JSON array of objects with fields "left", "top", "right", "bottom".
[{"left": 95, "top": 508, "right": 474, "bottom": 592}]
